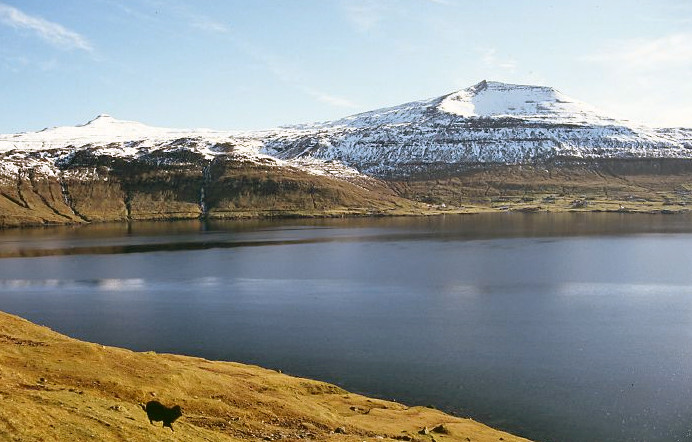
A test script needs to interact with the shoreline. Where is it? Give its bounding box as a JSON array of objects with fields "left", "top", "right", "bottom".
[
  {"left": 1, "top": 201, "right": 690, "bottom": 230},
  {"left": 0, "top": 310, "right": 531, "bottom": 441}
]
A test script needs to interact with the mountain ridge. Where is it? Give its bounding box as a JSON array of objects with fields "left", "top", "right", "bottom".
[
  {"left": 2, "top": 80, "right": 691, "bottom": 179},
  {"left": 260, "top": 81, "right": 691, "bottom": 177}
]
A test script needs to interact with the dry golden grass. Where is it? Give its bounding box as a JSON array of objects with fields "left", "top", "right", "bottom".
[{"left": 0, "top": 311, "right": 529, "bottom": 442}]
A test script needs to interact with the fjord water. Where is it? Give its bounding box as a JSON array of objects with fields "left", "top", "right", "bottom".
[{"left": 2, "top": 215, "right": 692, "bottom": 441}]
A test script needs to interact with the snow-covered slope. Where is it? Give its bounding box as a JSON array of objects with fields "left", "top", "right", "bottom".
[
  {"left": 261, "top": 80, "right": 692, "bottom": 176},
  {"left": 0, "top": 114, "right": 363, "bottom": 179},
  {"left": 439, "top": 81, "right": 611, "bottom": 124},
  {"left": 2, "top": 80, "right": 691, "bottom": 179},
  {"left": 0, "top": 114, "right": 237, "bottom": 158}
]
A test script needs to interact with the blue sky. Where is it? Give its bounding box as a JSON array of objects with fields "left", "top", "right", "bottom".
[{"left": 0, "top": 0, "right": 691, "bottom": 133}]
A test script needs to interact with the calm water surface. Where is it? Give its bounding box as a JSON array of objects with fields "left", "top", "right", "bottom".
[{"left": 2, "top": 214, "right": 692, "bottom": 441}]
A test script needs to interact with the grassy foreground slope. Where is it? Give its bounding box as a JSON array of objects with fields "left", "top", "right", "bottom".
[{"left": 0, "top": 311, "right": 529, "bottom": 442}]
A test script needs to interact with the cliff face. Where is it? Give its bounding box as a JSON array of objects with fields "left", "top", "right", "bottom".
[
  {"left": 0, "top": 152, "right": 416, "bottom": 228},
  {"left": 5, "top": 156, "right": 692, "bottom": 229}
]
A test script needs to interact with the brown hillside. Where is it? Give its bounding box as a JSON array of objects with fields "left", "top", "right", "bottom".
[{"left": 0, "top": 311, "right": 529, "bottom": 442}]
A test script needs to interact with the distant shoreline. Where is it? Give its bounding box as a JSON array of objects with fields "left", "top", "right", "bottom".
[{"left": 1, "top": 202, "right": 689, "bottom": 231}]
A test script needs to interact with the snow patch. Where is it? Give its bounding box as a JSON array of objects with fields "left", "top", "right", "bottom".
[{"left": 439, "top": 80, "right": 618, "bottom": 125}]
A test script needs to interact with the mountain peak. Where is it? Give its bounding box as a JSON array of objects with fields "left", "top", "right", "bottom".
[
  {"left": 438, "top": 80, "right": 603, "bottom": 124},
  {"left": 464, "top": 80, "right": 558, "bottom": 95},
  {"left": 82, "top": 114, "right": 118, "bottom": 126},
  {"left": 469, "top": 79, "right": 490, "bottom": 92},
  {"left": 75, "top": 114, "right": 160, "bottom": 133}
]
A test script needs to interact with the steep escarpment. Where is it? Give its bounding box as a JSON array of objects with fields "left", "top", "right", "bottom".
[
  {"left": 0, "top": 167, "right": 91, "bottom": 227},
  {"left": 0, "top": 151, "right": 417, "bottom": 228}
]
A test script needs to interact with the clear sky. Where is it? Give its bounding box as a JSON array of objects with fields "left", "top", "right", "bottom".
[{"left": 0, "top": 0, "right": 690, "bottom": 133}]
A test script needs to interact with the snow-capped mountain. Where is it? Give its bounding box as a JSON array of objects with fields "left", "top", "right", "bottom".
[
  {"left": 1, "top": 80, "right": 691, "bottom": 180},
  {"left": 3, "top": 80, "right": 692, "bottom": 227},
  {"left": 261, "top": 80, "right": 692, "bottom": 176},
  {"left": 0, "top": 114, "right": 361, "bottom": 180}
]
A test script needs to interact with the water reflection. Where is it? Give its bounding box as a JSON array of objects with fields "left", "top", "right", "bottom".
[
  {"left": 1, "top": 213, "right": 692, "bottom": 258},
  {"left": 2, "top": 214, "right": 692, "bottom": 441},
  {"left": 0, "top": 277, "right": 227, "bottom": 292}
]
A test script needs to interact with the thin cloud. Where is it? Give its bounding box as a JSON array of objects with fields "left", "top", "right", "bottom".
[
  {"left": 96, "top": 0, "right": 158, "bottom": 23},
  {"left": 342, "top": 0, "right": 385, "bottom": 33},
  {"left": 584, "top": 33, "right": 692, "bottom": 70},
  {"left": 131, "top": 0, "right": 356, "bottom": 111},
  {"left": 0, "top": 2, "right": 92, "bottom": 51},
  {"left": 234, "top": 38, "right": 358, "bottom": 110},
  {"left": 582, "top": 33, "right": 692, "bottom": 127},
  {"left": 191, "top": 16, "right": 229, "bottom": 34},
  {"left": 479, "top": 47, "right": 517, "bottom": 72},
  {"left": 342, "top": 0, "right": 450, "bottom": 33},
  {"left": 303, "top": 87, "right": 359, "bottom": 109}
]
